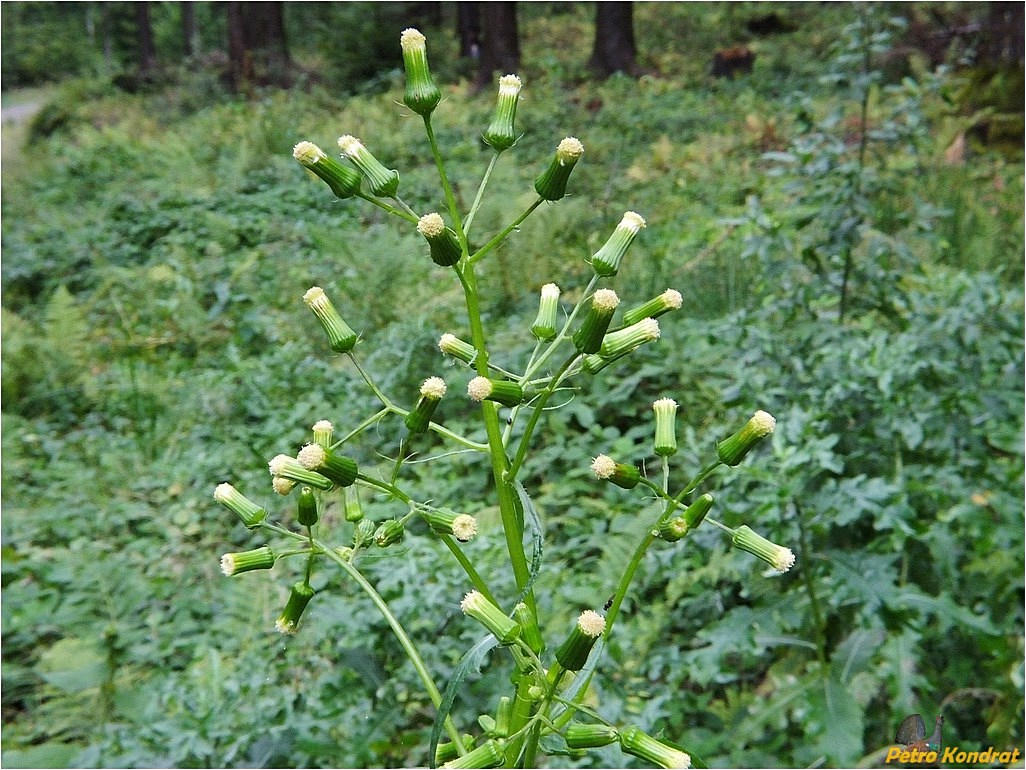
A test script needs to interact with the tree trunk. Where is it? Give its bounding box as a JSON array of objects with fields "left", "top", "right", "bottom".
[
  {"left": 227, "top": 1, "right": 291, "bottom": 90},
  {"left": 476, "top": 2, "right": 519, "bottom": 88},
  {"left": 588, "top": 1, "right": 639, "bottom": 78},
  {"left": 136, "top": 1, "right": 157, "bottom": 74},
  {"left": 457, "top": 2, "right": 482, "bottom": 59},
  {"left": 181, "top": 1, "right": 198, "bottom": 57}
]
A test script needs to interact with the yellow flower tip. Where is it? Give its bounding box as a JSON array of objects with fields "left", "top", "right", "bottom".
[
  {"left": 753, "top": 409, "right": 776, "bottom": 436},
  {"left": 275, "top": 618, "right": 298, "bottom": 635},
  {"left": 268, "top": 454, "right": 292, "bottom": 475},
  {"left": 272, "top": 476, "right": 296, "bottom": 495},
  {"left": 420, "top": 376, "right": 447, "bottom": 398},
  {"left": 577, "top": 609, "right": 606, "bottom": 637},
  {"left": 668, "top": 750, "right": 692, "bottom": 769},
  {"left": 498, "top": 74, "right": 523, "bottom": 93},
  {"left": 622, "top": 211, "right": 647, "bottom": 231},
  {"left": 336, "top": 135, "right": 363, "bottom": 157},
  {"left": 312, "top": 419, "right": 333, "bottom": 433},
  {"left": 400, "top": 27, "right": 426, "bottom": 49},
  {"left": 590, "top": 454, "right": 616, "bottom": 479},
  {"left": 293, "top": 141, "right": 325, "bottom": 165},
  {"left": 303, "top": 286, "right": 326, "bottom": 306},
  {"left": 541, "top": 282, "right": 560, "bottom": 299},
  {"left": 467, "top": 376, "right": 492, "bottom": 402},
  {"left": 460, "top": 590, "right": 484, "bottom": 613},
  {"left": 663, "top": 288, "right": 683, "bottom": 309},
  {"left": 557, "top": 136, "right": 584, "bottom": 162},
  {"left": 776, "top": 548, "right": 796, "bottom": 573},
  {"left": 417, "top": 212, "right": 446, "bottom": 238},
  {"left": 220, "top": 554, "right": 236, "bottom": 576},
  {"left": 452, "top": 514, "right": 478, "bottom": 542},
  {"left": 213, "top": 482, "right": 234, "bottom": 502},
  {"left": 439, "top": 333, "right": 457, "bottom": 350},
  {"left": 639, "top": 317, "right": 661, "bottom": 340},
  {"left": 297, "top": 443, "right": 327, "bottom": 470},
  {"left": 592, "top": 288, "right": 620, "bottom": 311}
]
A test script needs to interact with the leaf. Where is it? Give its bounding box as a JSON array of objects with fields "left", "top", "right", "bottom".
[
  {"left": 428, "top": 634, "right": 499, "bottom": 768},
  {"left": 514, "top": 481, "right": 544, "bottom": 606},
  {"left": 36, "top": 637, "right": 106, "bottom": 694},
  {"left": 831, "top": 628, "right": 885, "bottom": 684},
  {"left": 1, "top": 742, "right": 82, "bottom": 768}
]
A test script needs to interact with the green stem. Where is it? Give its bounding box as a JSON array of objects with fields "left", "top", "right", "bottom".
[
  {"left": 423, "top": 116, "right": 466, "bottom": 245},
  {"left": 522, "top": 275, "right": 600, "bottom": 381},
  {"left": 347, "top": 353, "right": 395, "bottom": 409},
  {"left": 334, "top": 407, "right": 390, "bottom": 448},
  {"left": 795, "top": 498, "right": 827, "bottom": 666},
  {"left": 456, "top": 262, "right": 535, "bottom": 613},
  {"left": 465, "top": 150, "right": 500, "bottom": 235},
  {"left": 437, "top": 533, "right": 499, "bottom": 606},
  {"left": 467, "top": 198, "right": 543, "bottom": 266},
  {"left": 505, "top": 353, "right": 578, "bottom": 483},
  {"left": 356, "top": 192, "right": 419, "bottom": 224},
  {"left": 261, "top": 523, "right": 466, "bottom": 754}
]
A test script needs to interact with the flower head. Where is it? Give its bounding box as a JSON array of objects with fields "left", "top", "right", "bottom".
[
  {"left": 401, "top": 28, "right": 441, "bottom": 116},
  {"left": 716, "top": 410, "right": 776, "bottom": 466},
  {"left": 292, "top": 140, "right": 361, "bottom": 199},
  {"left": 591, "top": 211, "right": 646, "bottom": 277},
  {"left": 337, "top": 135, "right": 399, "bottom": 197},
  {"left": 483, "top": 74, "right": 523, "bottom": 151},
  {"left": 535, "top": 137, "right": 584, "bottom": 200}
]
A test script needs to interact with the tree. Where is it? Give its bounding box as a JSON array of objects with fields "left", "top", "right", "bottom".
[
  {"left": 181, "top": 1, "right": 198, "bottom": 58},
  {"left": 476, "top": 2, "right": 519, "bottom": 88},
  {"left": 135, "top": 2, "right": 157, "bottom": 75},
  {"left": 457, "top": 2, "right": 482, "bottom": 59},
  {"left": 226, "top": 1, "right": 291, "bottom": 89},
  {"left": 588, "top": 2, "right": 640, "bottom": 78}
]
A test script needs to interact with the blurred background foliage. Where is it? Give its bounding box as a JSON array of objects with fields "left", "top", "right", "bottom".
[{"left": 1, "top": 2, "right": 1023, "bottom": 767}]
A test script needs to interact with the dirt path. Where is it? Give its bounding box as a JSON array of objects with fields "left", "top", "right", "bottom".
[{"left": 2, "top": 101, "right": 43, "bottom": 125}]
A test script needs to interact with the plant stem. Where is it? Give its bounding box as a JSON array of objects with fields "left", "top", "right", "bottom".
[
  {"left": 262, "top": 523, "right": 467, "bottom": 754},
  {"left": 505, "top": 353, "right": 578, "bottom": 483},
  {"left": 356, "top": 192, "right": 419, "bottom": 224},
  {"left": 423, "top": 115, "right": 467, "bottom": 245},
  {"left": 795, "top": 498, "right": 827, "bottom": 666},
  {"left": 455, "top": 262, "right": 535, "bottom": 613},
  {"left": 467, "top": 198, "right": 543, "bottom": 266},
  {"left": 522, "top": 275, "right": 599, "bottom": 380},
  {"left": 465, "top": 150, "right": 500, "bottom": 235},
  {"left": 348, "top": 354, "right": 395, "bottom": 409}
]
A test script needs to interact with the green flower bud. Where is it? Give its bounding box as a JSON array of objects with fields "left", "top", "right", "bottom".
[
  {"left": 417, "top": 213, "right": 463, "bottom": 266},
  {"left": 220, "top": 545, "right": 275, "bottom": 576},
  {"left": 297, "top": 486, "right": 318, "bottom": 527},
  {"left": 460, "top": 590, "right": 521, "bottom": 645},
  {"left": 405, "top": 376, "right": 447, "bottom": 434},
  {"left": 591, "top": 211, "right": 646, "bottom": 277},
  {"left": 344, "top": 485, "right": 365, "bottom": 522},
  {"left": 619, "top": 725, "right": 691, "bottom": 769},
  {"left": 622, "top": 288, "right": 683, "bottom": 327},
  {"left": 441, "top": 738, "right": 504, "bottom": 769},
  {"left": 483, "top": 74, "right": 523, "bottom": 151},
  {"left": 337, "top": 135, "right": 399, "bottom": 198},
  {"left": 268, "top": 454, "right": 334, "bottom": 491},
  {"left": 400, "top": 28, "right": 441, "bottom": 117},
  {"left": 511, "top": 601, "right": 544, "bottom": 655},
  {"left": 554, "top": 609, "right": 605, "bottom": 671},
  {"left": 374, "top": 519, "right": 405, "bottom": 548},
  {"left": 213, "top": 483, "right": 267, "bottom": 528},
  {"left": 275, "top": 581, "right": 315, "bottom": 635},
  {"left": 534, "top": 137, "right": 584, "bottom": 201},
  {"left": 311, "top": 420, "right": 333, "bottom": 448},
  {"left": 435, "top": 736, "right": 476, "bottom": 766},
  {"left": 658, "top": 517, "right": 689, "bottom": 543},
  {"left": 467, "top": 376, "right": 525, "bottom": 408},
  {"left": 732, "top": 525, "right": 795, "bottom": 573},
  {"left": 565, "top": 722, "right": 619, "bottom": 749},
  {"left": 598, "top": 317, "right": 660, "bottom": 359},
  {"left": 572, "top": 289, "right": 620, "bottom": 354},
  {"left": 297, "top": 443, "right": 358, "bottom": 488},
  {"left": 683, "top": 493, "right": 713, "bottom": 530},
  {"left": 292, "top": 141, "right": 362, "bottom": 199},
  {"left": 353, "top": 518, "right": 375, "bottom": 547},
  {"left": 531, "top": 283, "right": 561, "bottom": 341},
  {"left": 493, "top": 696, "right": 512, "bottom": 738},
  {"left": 303, "top": 286, "right": 359, "bottom": 354},
  {"left": 438, "top": 333, "right": 477, "bottom": 365},
  {"left": 716, "top": 410, "right": 776, "bottom": 466},
  {"left": 652, "top": 397, "right": 678, "bottom": 457},
  {"left": 424, "top": 508, "right": 478, "bottom": 542},
  {"left": 590, "top": 454, "right": 641, "bottom": 489}
]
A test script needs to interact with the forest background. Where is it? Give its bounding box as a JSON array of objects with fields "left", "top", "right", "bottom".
[{"left": 1, "top": 2, "right": 1023, "bottom": 767}]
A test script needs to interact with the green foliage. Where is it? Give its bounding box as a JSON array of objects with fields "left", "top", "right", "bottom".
[{"left": 2, "top": 5, "right": 1023, "bottom": 768}]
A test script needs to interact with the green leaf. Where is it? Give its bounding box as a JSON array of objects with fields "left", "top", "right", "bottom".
[
  {"left": 1, "top": 742, "right": 82, "bottom": 769},
  {"left": 428, "top": 634, "right": 499, "bottom": 768},
  {"left": 36, "top": 637, "right": 106, "bottom": 693}
]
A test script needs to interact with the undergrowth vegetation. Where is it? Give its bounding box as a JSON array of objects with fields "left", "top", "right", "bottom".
[{"left": 2, "top": 4, "right": 1022, "bottom": 767}]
